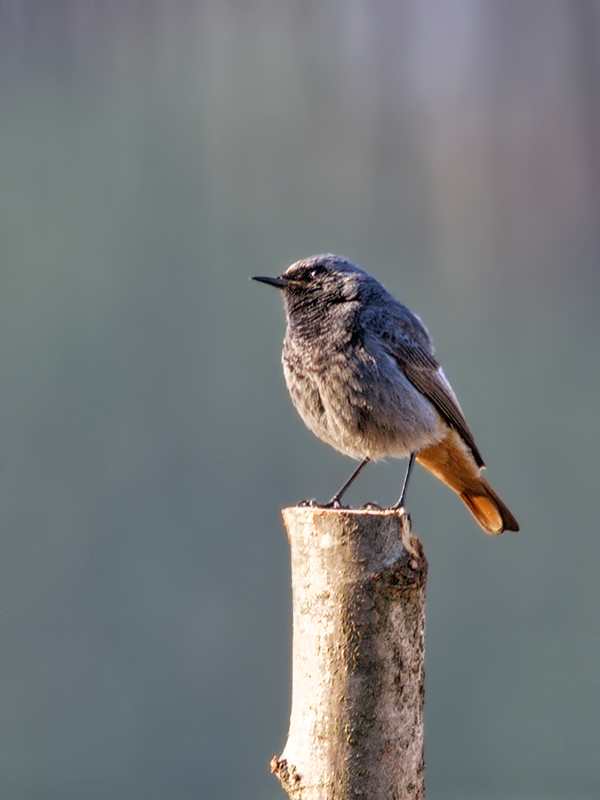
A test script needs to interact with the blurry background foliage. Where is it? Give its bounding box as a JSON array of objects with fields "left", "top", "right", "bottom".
[{"left": 2, "top": 2, "right": 599, "bottom": 799}]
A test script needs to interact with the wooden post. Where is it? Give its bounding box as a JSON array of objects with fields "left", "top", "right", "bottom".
[{"left": 271, "top": 507, "right": 427, "bottom": 800}]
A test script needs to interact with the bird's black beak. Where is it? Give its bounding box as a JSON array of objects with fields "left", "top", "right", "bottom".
[{"left": 252, "top": 275, "right": 288, "bottom": 289}]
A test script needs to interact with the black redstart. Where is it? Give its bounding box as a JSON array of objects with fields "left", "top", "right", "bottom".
[{"left": 253, "top": 254, "right": 519, "bottom": 533}]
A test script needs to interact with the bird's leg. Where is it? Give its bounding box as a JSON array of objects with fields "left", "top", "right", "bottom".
[
  {"left": 324, "top": 457, "right": 370, "bottom": 508},
  {"left": 392, "top": 451, "right": 417, "bottom": 511}
]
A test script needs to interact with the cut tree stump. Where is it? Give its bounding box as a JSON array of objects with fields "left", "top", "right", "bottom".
[{"left": 271, "top": 506, "right": 427, "bottom": 800}]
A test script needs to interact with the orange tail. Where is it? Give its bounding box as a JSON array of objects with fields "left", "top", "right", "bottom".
[
  {"left": 458, "top": 480, "right": 520, "bottom": 534},
  {"left": 417, "top": 430, "right": 519, "bottom": 534}
]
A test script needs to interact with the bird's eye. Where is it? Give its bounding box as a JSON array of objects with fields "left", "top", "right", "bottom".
[{"left": 309, "top": 269, "right": 319, "bottom": 279}]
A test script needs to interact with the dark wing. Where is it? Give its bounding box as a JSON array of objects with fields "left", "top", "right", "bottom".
[{"left": 386, "top": 335, "right": 485, "bottom": 468}]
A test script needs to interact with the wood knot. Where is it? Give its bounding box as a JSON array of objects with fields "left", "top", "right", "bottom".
[
  {"left": 270, "top": 756, "right": 302, "bottom": 789},
  {"left": 269, "top": 755, "right": 281, "bottom": 774}
]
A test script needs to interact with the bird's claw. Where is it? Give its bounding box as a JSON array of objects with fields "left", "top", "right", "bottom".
[
  {"left": 360, "top": 502, "right": 384, "bottom": 511},
  {"left": 300, "top": 497, "right": 349, "bottom": 509},
  {"left": 323, "top": 496, "right": 350, "bottom": 509},
  {"left": 296, "top": 498, "right": 349, "bottom": 509},
  {"left": 393, "top": 505, "right": 411, "bottom": 522}
]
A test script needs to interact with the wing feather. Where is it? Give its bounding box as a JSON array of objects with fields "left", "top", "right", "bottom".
[{"left": 386, "top": 335, "right": 485, "bottom": 468}]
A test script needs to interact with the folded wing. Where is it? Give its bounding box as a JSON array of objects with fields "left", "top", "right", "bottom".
[{"left": 385, "top": 333, "right": 485, "bottom": 468}]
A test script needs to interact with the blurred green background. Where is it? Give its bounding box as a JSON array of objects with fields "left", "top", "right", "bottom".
[{"left": 2, "top": 2, "right": 599, "bottom": 799}]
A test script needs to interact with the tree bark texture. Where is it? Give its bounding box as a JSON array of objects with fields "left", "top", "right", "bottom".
[{"left": 271, "top": 507, "right": 427, "bottom": 800}]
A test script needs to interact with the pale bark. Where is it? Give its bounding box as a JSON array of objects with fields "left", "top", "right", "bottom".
[{"left": 271, "top": 507, "right": 427, "bottom": 800}]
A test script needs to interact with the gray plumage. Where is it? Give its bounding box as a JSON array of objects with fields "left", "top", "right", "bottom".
[
  {"left": 268, "top": 254, "right": 480, "bottom": 463},
  {"left": 253, "top": 253, "right": 519, "bottom": 533}
]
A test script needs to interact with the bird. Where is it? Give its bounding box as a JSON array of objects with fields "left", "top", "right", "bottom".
[{"left": 253, "top": 254, "right": 519, "bottom": 534}]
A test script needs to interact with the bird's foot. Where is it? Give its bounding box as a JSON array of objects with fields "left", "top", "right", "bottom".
[
  {"left": 392, "top": 503, "right": 409, "bottom": 517},
  {"left": 360, "top": 502, "right": 384, "bottom": 511},
  {"left": 296, "top": 498, "right": 349, "bottom": 509},
  {"left": 322, "top": 496, "right": 348, "bottom": 509}
]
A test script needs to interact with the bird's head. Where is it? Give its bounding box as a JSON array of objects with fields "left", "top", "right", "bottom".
[{"left": 253, "top": 255, "right": 369, "bottom": 322}]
